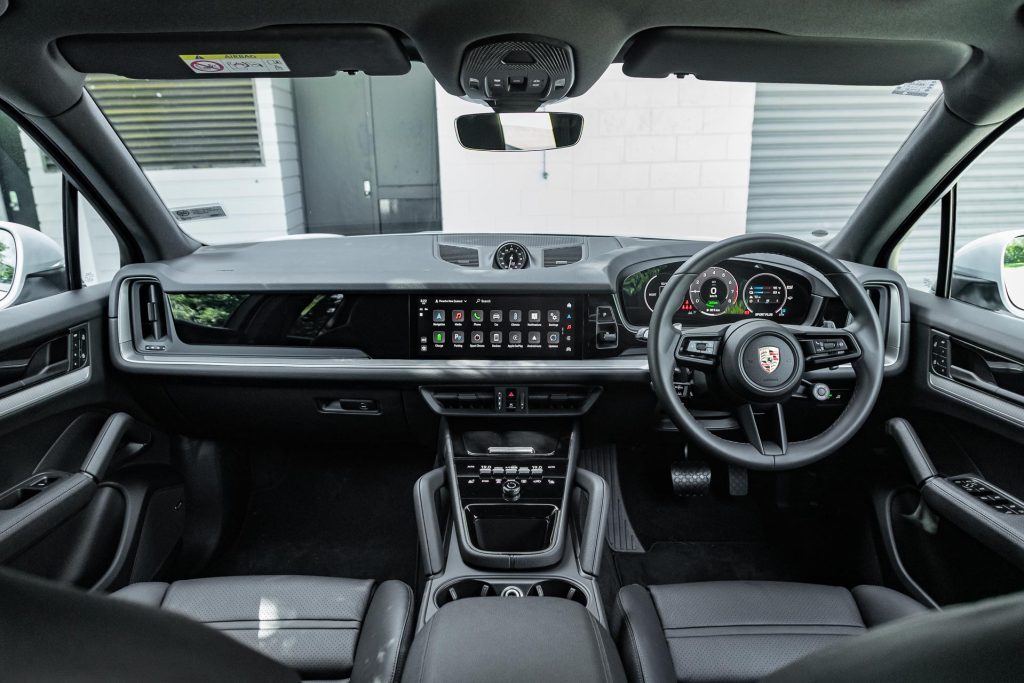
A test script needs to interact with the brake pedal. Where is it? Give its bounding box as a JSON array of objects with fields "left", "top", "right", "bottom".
[{"left": 671, "top": 461, "right": 711, "bottom": 497}]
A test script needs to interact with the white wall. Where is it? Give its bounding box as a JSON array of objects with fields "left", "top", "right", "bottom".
[
  {"left": 435, "top": 66, "right": 756, "bottom": 239},
  {"left": 147, "top": 79, "right": 304, "bottom": 245},
  {"left": 20, "top": 79, "right": 305, "bottom": 284}
]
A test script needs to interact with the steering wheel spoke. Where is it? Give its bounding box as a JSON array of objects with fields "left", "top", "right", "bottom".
[
  {"left": 787, "top": 324, "right": 862, "bottom": 370},
  {"left": 674, "top": 323, "right": 729, "bottom": 370},
  {"left": 736, "top": 403, "right": 788, "bottom": 456}
]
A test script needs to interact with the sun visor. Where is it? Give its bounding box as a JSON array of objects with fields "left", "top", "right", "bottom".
[
  {"left": 58, "top": 25, "right": 411, "bottom": 79},
  {"left": 622, "top": 28, "right": 972, "bottom": 85}
]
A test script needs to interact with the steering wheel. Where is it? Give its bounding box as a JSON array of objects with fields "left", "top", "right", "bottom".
[{"left": 648, "top": 234, "right": 884, "bottom": 470}]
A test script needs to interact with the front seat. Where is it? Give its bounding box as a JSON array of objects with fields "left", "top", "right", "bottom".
[
  {"left": 113, "top": 574, "right": 413, "bottom": 683},
  {"left": 612, "top": 580, "right": 927, "bottom": 682}
]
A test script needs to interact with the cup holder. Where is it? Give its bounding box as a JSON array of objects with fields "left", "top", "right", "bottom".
[
  {"left": 526, "top": 579, "right": 587, "bottom": 605},
  {"left": 435, "top": 578, "right": 588, "bottom": 607}
]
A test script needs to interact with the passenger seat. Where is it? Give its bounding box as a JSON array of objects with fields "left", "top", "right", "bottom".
[{"left": 114, "top": 575, "right": 413, "bottom": 683}]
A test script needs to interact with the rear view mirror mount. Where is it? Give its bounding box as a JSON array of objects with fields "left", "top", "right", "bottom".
[{"left": 455, "top": 112, "right": 583, "bottom": 152}]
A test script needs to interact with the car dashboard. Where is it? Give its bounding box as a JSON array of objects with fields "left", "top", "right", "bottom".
[{"left": 108, "top": 232, "right": 908, "bottom": 384}]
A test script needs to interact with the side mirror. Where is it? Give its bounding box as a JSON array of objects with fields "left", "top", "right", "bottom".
[
  {"left": 455, "top": 112, "right": 583, "bottom": 152},
  {"left": 0, "top": 222, "right": 65, "bottom": 311},
  {"left": 951, "top": 230, "right": 1024, "bottom": 318}
]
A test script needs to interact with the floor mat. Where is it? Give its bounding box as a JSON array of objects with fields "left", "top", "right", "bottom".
[
  {"left": 610, "top": 443, "right": 880, "bottom": 589},
  {"left": 202, "top": 445, "right": 433, "bottom": 587},
  {"left": 614, "top": 541, "right": 800, "bottom": 587},
  {"left": 579, "top": 445, "right": 644, "bottom": 553}
]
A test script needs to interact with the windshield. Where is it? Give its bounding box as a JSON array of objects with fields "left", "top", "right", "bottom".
[{"left": 87, "top": 65, "right": 940, "bottom": 245}]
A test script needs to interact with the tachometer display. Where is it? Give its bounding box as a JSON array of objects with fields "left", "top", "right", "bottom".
[
  {"left": 743, "top": 273, "right": 789, "bottom": 315},
  {"left": 688, "top": 267, "right": 738, "bottom": 316}
]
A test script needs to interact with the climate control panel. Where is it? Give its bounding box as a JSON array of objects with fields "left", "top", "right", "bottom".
[{"left": 456, "top": 458, "right": 567, "bottom": 502}]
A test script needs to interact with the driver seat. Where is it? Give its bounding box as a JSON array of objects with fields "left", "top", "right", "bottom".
[{"left": 612, "top": 580, "right": 927, "bottom": 682}]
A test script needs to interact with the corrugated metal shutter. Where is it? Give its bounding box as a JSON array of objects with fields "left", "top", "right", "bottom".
[
  {"left": 746, "top": 83, "right": 939, "bottom": 248},
  {"left": 955, "top": 125, "right": 1024, "bottom": 250},
  {"left": 85, "top": 75, "right": 262, "bottom": 169}
]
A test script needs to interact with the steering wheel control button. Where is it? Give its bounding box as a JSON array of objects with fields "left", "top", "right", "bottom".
[
  {"left": 811, "top": 383, "right": 831, "bottom": 401},
  {"left": 675, "top": 335, "right": 721, "bottom": 366},
  {"left": 686, "top": 340, "right": 719, "bottom": 355}
]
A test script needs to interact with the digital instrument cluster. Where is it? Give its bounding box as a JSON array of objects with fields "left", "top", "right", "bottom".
[{"left": 619, "top": 259, "right": 813, "bottom": 326}]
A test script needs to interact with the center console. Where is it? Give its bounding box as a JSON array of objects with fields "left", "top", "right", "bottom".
[
  {"left": 413, "top": 407, "right": 611, "bottom": 626},
  {"left": 446, "top": 419, "right": 576, "bottom": 569}
]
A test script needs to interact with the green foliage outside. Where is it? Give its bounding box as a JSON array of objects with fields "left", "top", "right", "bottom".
[
  {"left": 0, "top": 235, "right": 14, "bottom": 288},
  {"left": 1004, "top": 237, "right": 1024, "bottom": 269},
  {"left": 169, "top": 293, "right": 246, "bottom": 327}
]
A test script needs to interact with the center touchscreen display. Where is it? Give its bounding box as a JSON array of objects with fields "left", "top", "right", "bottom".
[{"left": 414, "top": 294, "right": 582, "bottom": 358}]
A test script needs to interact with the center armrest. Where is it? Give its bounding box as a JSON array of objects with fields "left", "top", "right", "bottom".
[{"left": 402, "top": 597, "right": 626, "bottom": 683}]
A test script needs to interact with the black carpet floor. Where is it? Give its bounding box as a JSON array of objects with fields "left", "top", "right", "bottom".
[
  {"left": 610, "top": 442, "right": 880, "bottom": 590},
  {"left": 202, "top": 445, "right": 434, "bottom": 587}
]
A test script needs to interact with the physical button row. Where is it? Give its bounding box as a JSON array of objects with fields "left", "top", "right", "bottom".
[{"left": 480, "top": 465, "right": 544, "bottom": 476}]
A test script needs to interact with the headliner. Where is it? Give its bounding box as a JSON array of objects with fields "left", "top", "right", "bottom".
[{"left": 0, "top": 0, "right": 1021, "bottom": 125}]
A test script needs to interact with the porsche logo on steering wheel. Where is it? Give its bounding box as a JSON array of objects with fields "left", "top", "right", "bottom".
[{"left": 758, "top": 346, "right": 781, "bottom": 374}]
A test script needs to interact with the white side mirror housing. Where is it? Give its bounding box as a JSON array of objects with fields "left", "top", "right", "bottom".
[{"left": 0, "top": 222, "right": 65, "bottom": 311}]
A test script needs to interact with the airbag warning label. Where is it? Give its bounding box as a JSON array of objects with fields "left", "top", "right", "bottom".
[{"left": 180, "top": 53, "right": 290, "bottom": 74}]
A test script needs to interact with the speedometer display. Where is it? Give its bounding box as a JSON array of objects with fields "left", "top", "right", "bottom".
[
  {"left": 687, "top": 267, "right": 739, "bottom": 316},
  {"left": 619, "top": 259, "right": 811, "bottom": 327}
]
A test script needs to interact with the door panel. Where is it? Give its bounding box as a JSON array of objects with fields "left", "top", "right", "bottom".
[
  {"left": 883, "top": 289, "right": 1024, "bottom": 604},
  {"left": 0, "top": 285, "right": 184, "bottom": 588}
]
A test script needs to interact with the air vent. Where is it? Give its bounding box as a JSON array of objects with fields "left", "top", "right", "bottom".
[
  {"left": 133, "top": 281, "right": 170, "bottom": 345},
  {"left": 543, "top": 245, "right": 583, "bottom": 267},
  {"left": 431, "top": 390, "right": 494, "bottom": 411},
  {"left": 862, "top": 282, "right": 902, "bottom": 367},
  {"left": 439, "top": 244, "right": 480, "bottom": 268},
  {"left": 527, "top": 389, "right": 591, "bottom": 412}
]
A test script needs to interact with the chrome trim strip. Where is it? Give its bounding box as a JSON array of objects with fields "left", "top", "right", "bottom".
[
  {"left": 0, "top": 366, "right": 91, "bottom": 420},
  {"left": 928, "top": 372, "right": 1024, "bottom": 430},
  {"left": 116, "top": 341, "right": 649, "bottom": 373}
]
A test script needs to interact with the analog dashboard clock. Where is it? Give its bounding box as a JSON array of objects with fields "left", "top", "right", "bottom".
[{"left": 494, "top": 242, "right": 529, "bottom": 269}]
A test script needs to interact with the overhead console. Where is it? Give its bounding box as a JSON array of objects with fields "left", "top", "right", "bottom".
[{"left": 459, "top": 37, "right": 575, "bottom": 112}]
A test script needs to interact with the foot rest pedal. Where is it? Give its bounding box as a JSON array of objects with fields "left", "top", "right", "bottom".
[{"left": 671, "top": 461, "right": 711, "bottom": 497}]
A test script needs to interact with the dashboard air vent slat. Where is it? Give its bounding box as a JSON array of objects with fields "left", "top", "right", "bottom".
[
  {"left": 543, "top": 245, "right": 583, "bottom": 267},
  {"left": 139, "top": 282, "right": 168, "bottom": 341},
  {"left": 439, "top": 244, "right": 480, "bottom": 268}
]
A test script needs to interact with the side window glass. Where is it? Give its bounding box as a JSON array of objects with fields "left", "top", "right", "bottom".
[
  {"left": 0, "top": 111, "right": 67, "bottom": 309},
  {"left": 950, "top": 124, "right": 1024, "bottom": 318},
  {"left": 892, "top": 201, "right": 942, "bottom": 292},
  {"left": 78, "top": 196, "right": 122, "bottom": 286},
  {"left": 0, "top": 108, "right": 124, "bottom": 310}
]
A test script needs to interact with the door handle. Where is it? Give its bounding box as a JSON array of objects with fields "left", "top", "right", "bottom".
[
  {"left": 363, "top": 180, "right": 372, "bottom": 197},
  {"left": 949, "top": 366, "right": 1024, "bottom": 405},
  {"left": 983, "top": 359, "right": 1024, "bottom": 375}
]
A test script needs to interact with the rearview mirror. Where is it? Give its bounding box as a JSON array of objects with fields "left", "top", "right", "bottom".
[
  {"left": 0, "top": 222, "right": 65, "bottom": 311},
  {"left": 455, "top": 112, "right": 583, "bottom": 152}
]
